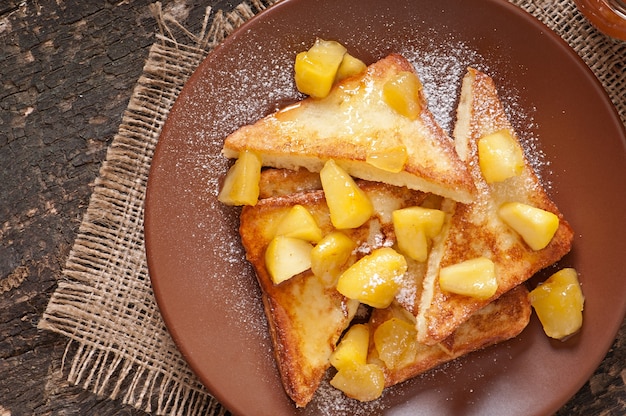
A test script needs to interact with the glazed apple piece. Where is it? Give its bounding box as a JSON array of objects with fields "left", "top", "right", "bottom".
[
  {"left": 329, "top": 323, "right": 370, "bottom": 369},
  {"left": 320, "top": 159, "right": 374, "bottom": 229},
  {"left": 366, "top": 145, "right": 408, "bottom": 173},
  {"left": 330, "top": 363, "right": 385, "bottom": 402},
  {"left": 498, "top": 202, "right": 559, "bottom": 250},
  {"left": 335, "top": 53, "right": 367, "bottom": 82},
  {"left": 529, "top": 268, "right": 584, "bottom": 339},
  {"left": 265, "top": 236, "right": 313, "bottom": 284},
  {"left": 336, "top": 247, "right": 407, "bottom": 308},
  {"left": 217, "top": 149, "right": 261, "bottom": 206},
  {"left": 310, "top": 231, "right": 356, "bottom": 286},
  {"left": 274, "top": 204, "right": 323, "bottom": 243},
  {"left": 382, "top": 71, "right": 423, "bottom": 120},
  {"left": 294, "top": 39, "right": 347, "bottom": 98},
  {"left": 373, "top": 317, "right": 418, "bottom": 370},
  {"left": 477, "top": 129, "right": 524, "bottom": 183},
  {"left": 439, "top": 257, "right": 498, "bottom": 300},
  {"left": 392, "top": 206, "right": 445, "bottom": 262}
]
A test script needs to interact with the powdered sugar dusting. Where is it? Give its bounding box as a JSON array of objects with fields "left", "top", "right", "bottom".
[
  {"left": 174, "top": 38, "right": 301, "bottom": 336},
  {"left": 307, "top": 373, "right": 390, "bottom": 416},
  {"left": 399, "top": 33, "right": 549, "bottom": 189},
  {"left": 168, "top": 11, "right": 554, "bottom": 411},
  {"left": 401, "top": 31, "right": 483, "bottom": 133}
]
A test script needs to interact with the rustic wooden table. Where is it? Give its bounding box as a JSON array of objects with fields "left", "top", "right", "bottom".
[{"left": 1, "top": 0, "right": 624, "bottom": 415}]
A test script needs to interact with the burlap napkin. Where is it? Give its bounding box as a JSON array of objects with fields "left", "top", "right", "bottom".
[{"left": 39, "top": 0, "right": 625, "bottom": 415}]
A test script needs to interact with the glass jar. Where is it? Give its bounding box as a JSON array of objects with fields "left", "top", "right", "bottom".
[{"left": 574, "top": 0, "right": 626, "bottom": 40}]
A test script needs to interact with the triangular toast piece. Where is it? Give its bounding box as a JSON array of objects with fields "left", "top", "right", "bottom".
[
  {"left": 368, "top": 285, "right": 531, "bottom": 388},
  {"left": 241, "top": 168, "right": 532, "bottom": 405},
  {"left": 223, "top": 54, "right": 476, "bottom": 203},
  {"left": 239, "top": 171, "right": 426, "bottom": 407},
  {"left": 416, "top": 68, "right": 574, "bottom": 345}
]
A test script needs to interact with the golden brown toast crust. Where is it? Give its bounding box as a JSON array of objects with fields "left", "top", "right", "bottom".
[
  {"left": 223, "top": 54, "right": 476, "bottom": 203},
  {"left": 369, "top": 285, "right": 531, "bottom": 388},
  {"left": 258, "top": 168, "right": 322, "bottom": 199},
  {"left": 240, "top": 190, "right": 352, "bottom": 407},
  {"left": 231, "top": 62, "right": 573, "bottom": 406},
  {"left": 240, "top": 175, "right": 426, "bottom": 407},
  {"left": 416, "top": 68, "right": 574, "bottom": 345},
  {"left": 241, "top": 166, "right": 535, "bottom": 404}
]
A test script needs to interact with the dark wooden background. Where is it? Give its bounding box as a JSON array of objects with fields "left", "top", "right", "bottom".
[{"left": 1, "top": 0, "right": 624, "bottom": 415}]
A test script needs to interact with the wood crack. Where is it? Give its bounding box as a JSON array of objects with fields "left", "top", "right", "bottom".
[{"left": 0, "top": 4, "right": 20, "bottom": 19}]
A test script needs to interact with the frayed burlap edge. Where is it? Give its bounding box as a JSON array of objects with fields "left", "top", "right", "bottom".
[{"left": 38, "top": 1, "right": 278, "bottom": 415}]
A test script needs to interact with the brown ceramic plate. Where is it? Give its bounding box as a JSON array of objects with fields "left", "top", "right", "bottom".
[{"left": 144, "top": 0, "right": 626, "bottom": 415}]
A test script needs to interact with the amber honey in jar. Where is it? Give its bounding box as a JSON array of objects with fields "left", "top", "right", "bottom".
[{"left": 574, "top": 0, "right": 626, "bottom": 40}]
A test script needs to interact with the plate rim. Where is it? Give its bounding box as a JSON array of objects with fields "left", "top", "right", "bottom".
[{"left": 145, "top": 0, "right": 626, "bottom": 415}]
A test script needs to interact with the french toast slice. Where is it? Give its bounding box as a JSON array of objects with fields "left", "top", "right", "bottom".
[
  {"left": 415, "top": 68, "right": 574, "bottom": 345},
  {"left": 368, "top": 285, "right": 531, "bottom": 388},
  {"left": 242, "top": 168, "right": 533, "bottom": 405},
  {"left": 240, "top": 170, "right": 426, "bottom": 407},
  {"left": 223, "top": 54, "right": 476, "bottom": 204}
]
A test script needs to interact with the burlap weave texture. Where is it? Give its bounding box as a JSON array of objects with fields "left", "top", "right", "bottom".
[
  {"left": 39, "top": 1, "right": 278, "bottom": 415},
  {"left": 39, "top": 0, "right": 625, "bottom": 415}
]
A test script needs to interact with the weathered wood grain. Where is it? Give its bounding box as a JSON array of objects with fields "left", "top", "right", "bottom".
[{"left": 0, "top": 1, "right": 237, "bottom": 414}]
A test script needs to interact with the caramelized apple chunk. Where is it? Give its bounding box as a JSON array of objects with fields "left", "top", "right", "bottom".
[
  {"left": 382, "top": 71, "right": 423, "bottom": 120},
  {"left": 265, "top": 236, "right": 313, "bottom": 284},
  {"left": 217, "top": 150, "right": 262, "bottom": 206},
  {"left": 330, "top": 363, "right": 385, "bottom": 402},
  {"left": 498, "top": 202, "right": 559, "bottom": 250},
  {"left": 320, "top": 159, "right": 374, "bottom": 229},
  {"left": 374, "top": 317, "right": 418, "bottom": 370},
  {"left": 335, "top": 53, "right": 367, "bottom": 82},
  {"left": 336, "top": 247, "right": 407, "bottom": 308},
  {"left": 439, "top": 257, "right": 498, "bottom": 299},
  {"left": 366, "top": 145, "right": 408, "bottom": 173},
  {"left": 392, "top": 206, "right": 446, "bottom": 262},
  {"left": 477, "top": 129, "right": 524, "bottom": 183},
  {"left": 310, "top": 231, "right": 356, "bottom": 286},
  {"left": 294, "top": 39, "right": 347, "bottom": 98},
  {"left": 274, "top": 204, "right": 323, "bottom": 243},
  {"left": 529, "top": 268, "right": 584, "bottom": 339},
  {"left": 330, "top": 324, "right": 370, "bottom": 369}
]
